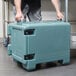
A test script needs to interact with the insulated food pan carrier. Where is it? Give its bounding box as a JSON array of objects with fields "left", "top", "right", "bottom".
[{"left": 8, "top": 21, "right": 71, "bottom": 71}]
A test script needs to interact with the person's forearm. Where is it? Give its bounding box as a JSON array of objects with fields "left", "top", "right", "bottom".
[
  {"left": 51, "top": 0, "right": 61, "bottom": 13},
  {"left": 14, "top": 0, "right": 21, "bottom": 13}
]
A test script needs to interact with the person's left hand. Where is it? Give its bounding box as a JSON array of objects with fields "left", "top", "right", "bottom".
[{"left": 56, "top": 11, "right": 64, "bottom": 20}]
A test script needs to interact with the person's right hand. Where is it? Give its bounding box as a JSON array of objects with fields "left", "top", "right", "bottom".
[{"left": 15, "top": 12, "right": 24, "bottom": 22}]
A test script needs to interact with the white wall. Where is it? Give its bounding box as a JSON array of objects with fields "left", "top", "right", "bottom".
[
  {"left": 41, "top": 0, "right": 57, "bottom": 21},
  {"left": 0, "top": 1, "right": 14, "bottom": 38},
  {"left": 0, "top": 0, "right": 3, "bottom": 37}
]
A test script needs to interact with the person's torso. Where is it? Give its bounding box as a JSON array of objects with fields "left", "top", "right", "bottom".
[
  {"left": 10, "top": 0, "right": 41, "bottom": 7},
  {"left": 23, "top": 0, "right": 41, "bottom": 9},
  {"left": 21, "top": 0, "right": 41, "bottom": 10},
  {"left": 10, "top": 0, "right": 41, "bottom": 10}
]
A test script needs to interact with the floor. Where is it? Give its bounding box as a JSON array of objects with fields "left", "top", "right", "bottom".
[{"left": 0, "top": 43, "right": 76, "bottom": 76}]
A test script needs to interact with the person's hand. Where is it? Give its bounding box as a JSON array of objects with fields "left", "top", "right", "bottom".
[
  {"left": 56, "top": 11, "right": 64, "bottom": 20},
  {"left": 15, "top": 12, "right": 24, "bottom": 22}
]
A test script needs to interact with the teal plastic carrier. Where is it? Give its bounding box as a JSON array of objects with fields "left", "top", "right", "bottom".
[{"left": 8, "top": 21, "right": 71, "bottom": 71}]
